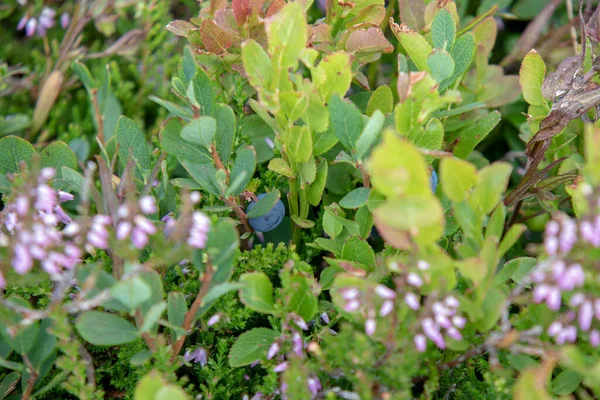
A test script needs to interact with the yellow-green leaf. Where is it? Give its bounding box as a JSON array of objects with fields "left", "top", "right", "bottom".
[{"left": 520, "top": 50, "right": 547, "bottom": 106}]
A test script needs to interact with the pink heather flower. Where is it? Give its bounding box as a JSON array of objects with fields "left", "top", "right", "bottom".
[
  {"left": 0, "top": 271, "right": 5, "bottom": 289},
  {"left": 375, "top": 284, "right": 396, "bottom": 300},
  {"left": 365, "top": 318, "right": 376, "bottom": 336},
  {"left": 184, "top": 348, "right": 208, "bottom": 366},
  {"left": 131, "top": 227, "right": 149, "bottom": 249},
  {"left": 320, "top": 312, "right": 329, "bottom": 324},
  {"left": 273, "top": 362, "right": 288, "bottom": 373},
  {"left": 417, "top": 260, "right": 430, "bottom": 270},
  {"left": 139, "top": 196, "right": 157, "bottom": 214},
  {"left": 414, "top": 334, "right": 427, "bottom": 352},
  {"left": 545, "top": 237, "right": 558, "bottom": 256},
  {"left": 580, "top": 221, "right": 595, "bottom": 243},
  {"left": 13, "top": 244, "right": 33, "bottom": 274},
  {"left": 341, "top": 288, "right": 359, "bottom": 301},
  {"left": 546, "top": 287, "right": 562, "bottom": 311},
  {"left": 546, "top": 220, "right": 559, "bottom": 236},
  {"left": 17, "top": 15, "right": 28, "bottom": 31},
  {"left": 161, "top": 212, "right": 176, "bottom": 234},
  {"left": 116, "top": 221, "right": 132, "bottom": 241},
  {"left": 532, "top": 284, "right": 550, "bottom": 303},
  {"left": 134, "top": 215, "right": 157, "bottom": 235},
  {"left": 446, "top": 326, "right": 463, "bottom": 341},
  {"left": 422, "top": 318, "right": 445, "bottom": 349},
  {"left": 35, "top": 185, "right": 57, "bottom": 212},
  {"left": 344, "top": 300, "right": 360, "bottom": 312},
  {"left": 307, "top": 377, "right": 321, "bottom": 396},
  {"left": 552, "top": 260, "right": 566, "bottom": 281},
  {"left": 444, "top": 296, "right": 459, "bottom": 308},
  {"left": 292, "top": 332, "right": 303, "bottom": 356},
  {"left": 379, "top": 300, "right": 394, "bottom": 317},
  {"left": 579, "top": 301, "right": 594, "bottom": 331},
  {"left": 452, "top": 316, "right": 466, "bottom": 328},
  {"left": 87, "top": 231, "right": 108, "bottom": 249},
  {"left": 407, "top": 273, "right": 423, "bottom": 287},
  {"left": 547, "top": 321, "right": 563, "bottom": 337},
  {"left": 294, "top": 317, "right": 308, "bottom": 331},
  {"left": 404, "top": 293, "right": 420, "bottom": 310},
  {"left": 15, "top": 197, "right": 29, "bottom": 216},
  {"left": 190, "top": 191, "right": 201, "bottom": 204},
  {"left": 57, "top": 191, "right": 74, "bottom": 202},
  {"left": 267, "top": 342, "right": 279, "bottom": 360},
  {"left": 60, "top": 12, "right": 70, "bottom": 29},
  {"left": 53, "top": 205, "right": 72, "bottom": 224},
  {"left": 207, "top": 314, "right": 220, "bottom": 326},
  {"left": 40, "top": 167, "right": 55, "bottom": 180},
  {"left": 569, "top": 293, "right": 586, "bottom": 307},
  {"left": 594, "top": 299, "right": 600, "bottom": 320},
  {"left": 590, "top": 330, "right": 600, "bottom": 347},
  {"left": 265, "top": 138, "right": 275, "bottom": 149}
]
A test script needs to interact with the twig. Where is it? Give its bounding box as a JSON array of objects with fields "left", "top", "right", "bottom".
[
  {"left": 21, "top": 355, "right": 38, "bottom": 400},
  {"left": 358, "top": 164, "right": 371, "bottom": 188},
  {"left": 210, "top": 145, "right": 229, "bottom": 179},
  {"left": 90, "top": 88, "right": 105, "bottom": 144},
  {"left": 567, "top": 0, "right": 580, "bottom": 53},
  {"left": 78, "top": 344, "right": 96, "bottom": 390},
  {"left": 170, "top": 260, "right": 215, "bottom": 360}
]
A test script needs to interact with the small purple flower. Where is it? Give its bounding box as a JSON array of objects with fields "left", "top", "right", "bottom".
[
  {"left": 134, "top": 215, "right": 157, "bottom": 235},
  {"left": 294, "top": 317, "right": 309, "bottom": 331},
  {"left": 591, "top": 330, "right": 600, "bottom": 347},
  {"left": 320, "top": 312, "right": 329, "bottom": 324},
  {"left": 344, "top": 300, "right": 360, "bottom": 312},
  {"left": 184, "top": 347, "right": 208, "bottom": 366},
  {"left": 452, "top": 316, "right": 466, "bottom": 329},
  {"left": 307, "top": 376, "right": 321, "bottom": 396},
  {"left": 273, "top": 362, "right": 288, "bottom": 373},
  {"left": 417, "top": 260, "right": 430, "bottom": 270},
  {"left": 57, "top": 191, "right": 74, "bottom": 203},
  {"left": 375, "top": 284, "right": 396, "bottom": 300},
  {"left": 414, "top": 334, "right": 427, "bottom": 352},
  {"left": 404, "top": 293, "right": 420, "bottom": 310},
  {"left": 207, "top": 314, "right": 220, "bottom": 326},
  {"left": 579, "top": 301, "right": 594, "bottom": 331},
  {"left": 422, "top": 318, "right": 445, "bottom": 349},
  {"left": 131, "top": 227, "right": 149, "bottom": 249},
  {"left": 407, "top": 273, "right": 423, "bottom": 287},
  {"left": 365, "top": 318, "right": 376, "bottom": 336},
  {"left": 116, "top": 221, "right": 132, "bottom": 241},
  {"left": 546, "top": 287, "right": 562, "bottom": 311},
  {"left": 532, "top": 284, "right": 550, "bottom": 304},
  {"left": 341, "top": 288, "right": 359, "bottom": 301},
  {"left": 267, "top": 342, "right": 279, "bottom": 360},
  {"left": 60, "top": 12, "right": 70, "bottom": 29},
  {"left": 139, "top": 196, "right": 157, "bottom": 215},
  {"left": 547, "top": 321, "right": 562, "bottom": 337},
  {"left": 54, "top": 205, "right": 72, "bottom": 224},
  {"left": 0, "top": 272, "right": 5, "bottom": 289},
  {"left": 292, "top": 332, "right": 303, "bottom": 356},
  {"left": 379, "top": 300, "right": 394, "bottom": 317}
]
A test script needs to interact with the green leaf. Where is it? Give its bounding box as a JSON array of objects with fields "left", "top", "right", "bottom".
[
  {"left": 314, "top": 52, "right": 352, "bottom": 100},
  {"left": 0, "top": 299, "right": 39, "bottom": 356},
  {"left": 191, "top": 67, "right": 215, "bottom": 116},
  {"left": 285, "top": 275, "right": 319, "bottom": 321},
  {"left": 75, "top": 311, "right": 138, "bottom": 346},
  {"left": 182, "top": 46, "right": 197, "bottom": 83},
  {"left": 110, "top": 277, "right": 152, "bottom": 311},
  {"left": 552, "top": 370, "right": 582, "bottom": 395},
  {"left": 26, "top": 319, "right": 56, "bottom": 369},
  {"left": 304, "top": 93, "right": 329, "bottom": 133},
  {"left": 313, "top": 127, "right": 338, "bottom": 156},
  {"left": 0, "top": 136, "right": 35, "bottom": 174},
  {"left": 115, "top": 116, "right": 150, "bottom": 172},
  {"left": 432, "top": 9, "right": 456, "bottom": 51},
  {"left": 340, "top": 187, "right": 371, "bottom": 209},
  {"left": 228, "top": 146, "right": 256, "bottom": 195},
  {"left": 135, "top": 370, "right": 190, "bottom": 400},
  {"left": 452, "top": 111, "right": 500, "bottom": 159},
  {"left": 280, "top": 91, "right": 308, "bottom": 122},
  {"left": 328, "top": 95, "right": 363, "bottom": 150},
  {"left": 470, "top": 162, "right": 512, "bottom": 215},
  {"left": 499, "top": 224, "right": 526, "bottom": 257},
  {"left": 229, "top": 328, "right": 279, "bottom": 367},
  {"left": 140, "top": 302, "right": 167, "bottom": 334},
  {"left": 342, "top": 236, "right": 375, "bottom": 266},
  {"left": 284, "top": 125, "right": 312, "bottom": 163},
  {"left": 356, "top": 205, "right": 374, "bottom": 239},
  {"left": 520, "top": 50, "right": 547, "bottom": 106},
  {"left": 181, "top": 161, "right": 221, "bottom": 196},
  {"left": 355, "top": 110, "right": 385, "bottom": 160},
  {"left": 205, "top": 219, "right": 239, "bottom": 285},
  {"left": 368, "top": 130, "right": 431, "bottom": 197},
  {"left": 180, "top": 117, "right": 217, "bottom": 149},
  {"left": 268, "top": 158, "right": 294, "bottom": 177},
  {"left": 440, "top": 157, "right": 478, "bottom": 202},
  {"left": 431, "top": 102, "right": 485, "bottom": 118},
  {"left": 439, "top": 32, "right": 475, "bottom": 92},
  {"left": 308, "top": 158, "right": 328, "bottom": 206},
  {"left": 0, "top": 371, "right": 20, "bottom": 399},
  {"left": 167, "top": 292, "right": 187, "bottom": 330},
  {"left": 40, "top": 142, "right": 77, "bottom": 181},
  {"left": 427, "top": 50, "right": 455, "bottom": 82},
  {"left": 266, "top": 2, "right": 307, "bottom": 70},
  {"left": 396, "top": 29, "right": 432, "bottom": 71},
  {"left": 72, "top": 60, "right": 96, "bottom": 92},
  {"left": 242, "top": 39, "right": 273, "bottom": 89},
  {"left": 476, "top": 288, "right": 506, "bottom": 332},
  {"left": 510, "top": 257, "right": 537, "bottom": 285},
  {"left": 414, "top": 117, "right": 444, "bottom": 150},
  {"left": 366, "top": 85, "right": 393, "bottom": 116},
  {"left": 246, "top": 190, "right": 281, "bottom": 218},
  {"left": 298, "top": 156, "right": 317, "bottom": 185},
  {"left": 291, "top": 215, "right": 316, "bottom": 228},
  {"left": 239, "top": 272, "right": 278, "bottom": 314},
  {"left": 160, "top": 118, "right": 212, "bottom": 163},
  {"left": 214, "top": 104, "right": 236, "bottom": 165},
  {"left": 203, "top": 282, "right": 246, "bottom": 305}
]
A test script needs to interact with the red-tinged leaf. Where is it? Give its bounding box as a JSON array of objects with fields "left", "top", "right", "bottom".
[
  {"left": 266, "top": 0, "right": 285, "bottom": 17},
  {"left": 166, "top": 20, "right": 196, "bottom": 37},
  {"left": 399, "top": 0, "right": 425, "bottom": 30},
  {"left": 233, "top": 0, "right": 251, "bottom": 25},
  {"left": 210, "top": 0, "right": 228, "bottom": 14},
  {"left": 200, "top": 20, "right": 238, "bottom": 54},
  {"left": 248, "top": 22, "right": 268, "bottom": 48},
  {"left": 345, "top": 27, "right": 393, "bottom": 63}
]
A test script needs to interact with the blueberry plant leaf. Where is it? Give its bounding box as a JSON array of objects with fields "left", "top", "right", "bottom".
[
  {"left": 313, "top": 52, "right": 352, "bottom": 101},
  {"left": 339, "top": 187, "right": 371, "bottom": 209},
  {"left": 214, "top": 104, "right": 236, "bottom": 165},
  {"left": 328, "top": 95, "right": 363, "bottom": 150},
  {"left": 40, "top": 141, "right": 77, "bottom": 182},
  {"left": 308, "top": 157, "right": 328, "bottom": 206},
  {"left": 0, "top": 136, "right": 35, "bottom": 174},
  {"left": 268, "top": 158, "right": 294, "bottom": 177},
  {"left": 200, "top": 20, "right": 238, "bottom": 55},
  {"left": 284, "top": 274, "right": 319, "bottom": 321},
  {"left": 75, "top": 311, "right": 138, "bottom": 346},
  {"left": 242, "top": 39, "right": 273, "bottom": 89},
  {"left": 266, "top": 2, "right": 307, "bottom": 71},
  {"left": 427, "top": 50, "right": 455, "bottom": 83},
  {"left": 110, "top": 277, "right": 152, "bottom": 312},
  {"left": 355, "top": 110, "right": 385, "bottom": 160},
  {"left": 191, "top": 67, "right": 215, "bottom": 116},
  {"left": 167, "top": 292, "right": 187, "bottom": 338},
  {"left": 313, "top": 127, "right": 338, "bottom": 156},
  {"left": 344, "top": 27, "right": 394, "bottom": 64},
  {"left": 394, "top": 26, "right": 432, "bottom": 72},
  {"left": 115, "top": 116, "right": 150, "bottom": 174},
  {"left": 452, "top": 110, "right": 501, "bottom": 159},
  {"left": 160, "top": 118, "right": 212, "bottom": 163},
  {"left": 228, "top": 328, "right": 279, "bottom": 367},
  {"left": 341, "top": 236, "right": 375, "bottom": 266},
  {"left": 246, "top": 190, "right": 281, "bottom": 218},
  {"left": 440, "top": 157, "right": 478, "bottom": 203},
  {"left": 238, "top": 272, "right": 278, "bottom": 314},
  {"left": 366, "top": 85, "right": 393, "bottom": 116},
  {"left": 470, "top": 162, "right": 512, "bottom": 215},
  {"left": 181, "top": 161, "right": 222, "bottom": 196},
  {"left": 432, "top": 9, "right": 456, "bottom": 51},
  {"left": 180, "top": 116, "right": 217, "bottom": 149},
  {"left": 284, "top": 125, "right": 312, "bottom": 164},
  {"left": 227, "top": 146, "right": 256, "bottom": 196},
  {"left": 520, "top": 49, "right": 547, "bottom": 106},
  {"left": 439, "top": 32, "right": 475, "bottom": 92}
]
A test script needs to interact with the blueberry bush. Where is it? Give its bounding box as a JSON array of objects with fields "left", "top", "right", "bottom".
[{"left": 2, "top": 0, "right": 600, "bottom": 398}]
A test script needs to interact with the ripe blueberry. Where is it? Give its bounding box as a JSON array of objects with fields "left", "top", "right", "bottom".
[
  {"left": 430, "top": 170, "right": 438, "bottom": 194},
  {"left": 246, "top": 193, "right": 285, "bottom": 232}
]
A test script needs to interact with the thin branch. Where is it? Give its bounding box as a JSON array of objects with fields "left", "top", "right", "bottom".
[{"left": 90, "top": 88, "right": 105, "bottom": 144}]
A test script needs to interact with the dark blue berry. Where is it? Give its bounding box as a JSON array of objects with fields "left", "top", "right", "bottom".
[
  {"left": 430, "top": 170, "right": 438, "bottom": 194},
  {"left": 246, "top": 193, "right": 286, "bottom": 232}
]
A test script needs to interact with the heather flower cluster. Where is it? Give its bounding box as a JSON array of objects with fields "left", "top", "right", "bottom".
[
  {"left": 17, "top": 5, "right": 69, "bottom": 38},
  {"left": 116, "top": 196, "right": 159, "bottom": 249},
  {"left": 338, "top": 260, "right": 467, "bottom": 353},
  {"left": 529, "top": 213, "right": 600, "bottom": 346}
]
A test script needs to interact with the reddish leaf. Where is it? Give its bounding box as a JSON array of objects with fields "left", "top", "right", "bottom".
[
  {"left": 399, "top": 0, "right": 425, "bottom": 31},
  {"left": 166, "top": 20, "right": 196, "bottom": 37},
  {"left": 233, "top": 0, "right": 251, "bottom": 25},
  {"left": 210, "top": 0, "right": 228, "bottom": 14},
  {"left": 215, "top": 8, "right": 239, "bottom": 33},
  {"left": 200, "top": 20, "right": 239, "bottom": 54},
  {"left": 266, "top": 0, "right": 286, "bottom": 17},
  {"left": 345, "top": 27, "right": 393, "bottom": 63}
]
